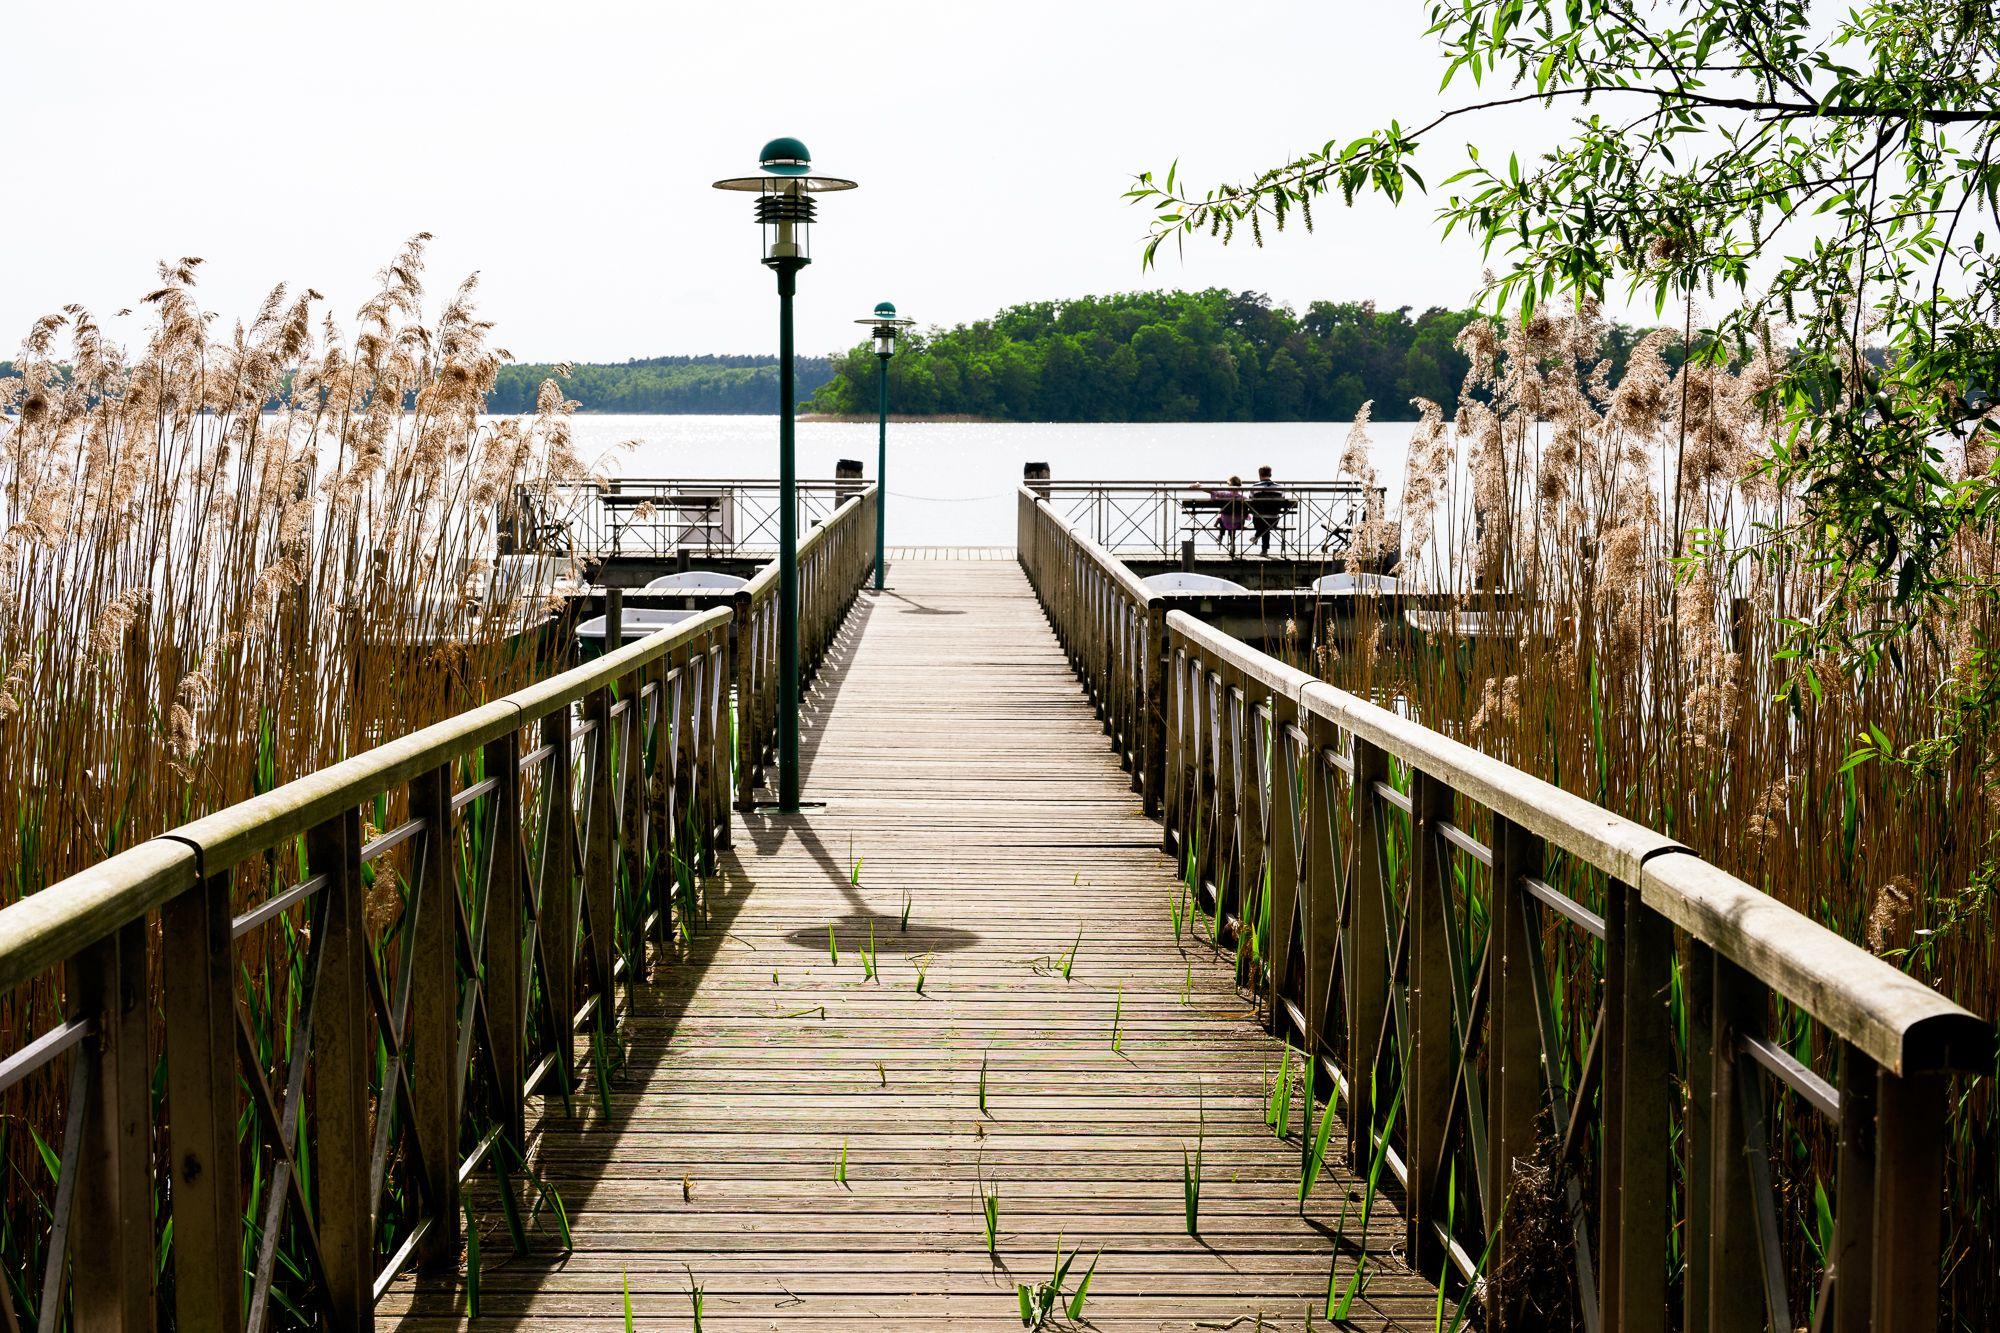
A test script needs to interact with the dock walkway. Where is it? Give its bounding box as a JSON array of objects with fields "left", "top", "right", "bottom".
[{"left": 384, "top": 559, "right": 1429, "bottom": 1330}]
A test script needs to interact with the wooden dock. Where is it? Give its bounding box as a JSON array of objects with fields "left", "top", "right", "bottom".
[{"left": 382, "top": 560, "right": 1432, "bottom": 1330}]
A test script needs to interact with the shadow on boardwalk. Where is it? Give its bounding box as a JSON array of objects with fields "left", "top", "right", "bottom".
[{"left": 387, "top": 595, "right": 880, "bottom": 1323}]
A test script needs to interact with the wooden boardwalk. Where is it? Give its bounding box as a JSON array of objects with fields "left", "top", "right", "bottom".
[{"left": 384, "top": 560, "right": 1430, "bottom": 1330}]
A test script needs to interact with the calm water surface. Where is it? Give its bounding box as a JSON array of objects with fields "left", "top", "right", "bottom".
[{"left": 561, "top": 415, "right": 1421, "bottom": 549}]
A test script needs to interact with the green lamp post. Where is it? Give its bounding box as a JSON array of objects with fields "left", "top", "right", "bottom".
[
  {"left": 855, "top": 301, "right": 914, "bottom": 591},
  {"left": 714, "top": 138, "right": 856, "bottom": 811}
]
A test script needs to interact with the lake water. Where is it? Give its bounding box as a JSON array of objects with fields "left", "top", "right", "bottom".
[{"left": 567, "top": 415, "right": 1422, "bottom": 549}]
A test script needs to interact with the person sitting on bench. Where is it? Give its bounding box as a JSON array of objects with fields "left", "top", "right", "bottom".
[
  {"left": 1249, "top": 466, "right": 1286, "bottom": 557},
  {"left": 1191, "top": 477, "right": 1250, "bottom": 557}
]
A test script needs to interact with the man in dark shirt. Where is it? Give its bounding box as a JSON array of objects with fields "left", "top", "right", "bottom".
[{"left": 1249, "top": 466, "right": 1287, "bottom": 557}]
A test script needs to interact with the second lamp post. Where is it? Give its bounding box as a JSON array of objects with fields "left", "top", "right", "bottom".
[
  {"left": 714, "top": 137, "right": 855, "bottom": 811},
  {"left": 855, "top": 302, "right": 914, "bottom": 591}
]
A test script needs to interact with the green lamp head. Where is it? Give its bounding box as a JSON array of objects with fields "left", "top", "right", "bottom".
[
  {"left": 759, "top": 137, "right": 813, "bottom": 177},
  {"left": 856, "top": 301, "right": 916, "bottom": 354}
]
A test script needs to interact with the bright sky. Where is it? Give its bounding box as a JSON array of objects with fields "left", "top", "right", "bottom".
[{"left": 3, "top": 0, "right": 1592, "bottom": 363}]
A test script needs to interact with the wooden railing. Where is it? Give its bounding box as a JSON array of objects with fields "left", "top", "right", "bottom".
[
  {"left": 0, "top": 487, "right": 875, "bottom": 1331},
  {"left": 729, "top": 486, "right": 876, "bottom": 807},
  {"left": 1020, "top": 486, "right": 1992, "bottom": 1332}
]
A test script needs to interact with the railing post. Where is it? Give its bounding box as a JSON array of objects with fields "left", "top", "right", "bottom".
[
  {"left": 1707, "top": 957, "right": 1768, "bottom": 1329},
  {"left": 619, "top": 667, "right": 651, "bottom": 956},
  {"left": 1235, "top": 679, "right": 1267, "bottom": 986},
  {"left": 706, "top": 640, "right": 731, "bottom": 856},
  {"left": 1301, "top": 714, "right": 1340, "bottom": 1068},
  {"left": 1345, "top": 737, "right": 1390, "bottom": 1173},
  {"left": 584, "top": 685, "right": 618, "bottom": 1025},
  {"left": 161, "top": 873, "right": 243, "bottom": 1333},
  {"left": 1600, "top": 878, "right": 1628, "bottom": 1322},
  {"left": 484, "top": 731, "right": 527, "bottom": 1148},
  {"left": 1163, "top": 645, "right": 1185, "bottom": 856},
  {"left": 1405, "top": 769, "right": 1453, "bottom": 1273},
  {"left": 731, "top": 589, "right": 756, "bottom": 810},
  {"left": 537, "top": 712, "right": 578, "bottom": 1092},
  {"left": 1829, "top": 1041, "right": 1876, "bottom": 1333},
  {"left": 1209, "top": 673, "right": 1238, "bottom": 933},
  {"left": 1121, "top": 605, "right": 1140, "bottom": 783},
  {"left": 1265, "top": 696, "right": 1302, "bottom": 1036},
  {"left": 670, "top": 651, "right": 697, "bottom": 931},
  {"left": 1484, "top": 815, "right": 1542, "bottom": 1328},
  {"left": 309, "top": 807, "right": 374, "bottom": 1330},
  {"left": 409, "top": 763, "right": 460, "bottom": 1271},
  {"left": 1683, "top": 939, "right": 1715, "bottom": 1333},
  {"left": 70, "top": 919, "right": 151, "bottom": 1331},
  {"left": 1608, "top": 880, "right": 1671, "bottom": 1333},
  {"left": 1141, "top": 601, "right": 1168, "bottom": 818},
  {"left": 1870, "top": 1067, "right": 1947, "bottom": 1333}
]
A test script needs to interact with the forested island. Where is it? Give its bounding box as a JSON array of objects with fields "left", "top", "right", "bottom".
[
  {"left": 813, "top": 290, "right": 1474, "bottom": 421},
  {"left": 486, "top": 354, "right": 834, "bottom": 414}
]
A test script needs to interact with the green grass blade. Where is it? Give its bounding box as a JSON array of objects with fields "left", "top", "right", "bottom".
[{"left": 1067, "top": 1249, "right": 1101, "bottom": 1320}]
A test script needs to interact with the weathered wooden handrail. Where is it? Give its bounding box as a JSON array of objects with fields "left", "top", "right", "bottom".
[
  {"left": 731, "top": 486, "right": 877, "bottom": 807},
  {"left": 1020, "top": 485, "right": 1991, "bottom": 1332}
]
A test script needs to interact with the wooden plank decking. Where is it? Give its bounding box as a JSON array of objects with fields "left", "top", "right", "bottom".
[{"left": 383, "top": 560, "right": 1432, "bottom": 1330}]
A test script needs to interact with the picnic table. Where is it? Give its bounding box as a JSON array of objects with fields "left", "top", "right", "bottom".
[{"left": 600, "top": 490, "right": 726, "bottom": 555}]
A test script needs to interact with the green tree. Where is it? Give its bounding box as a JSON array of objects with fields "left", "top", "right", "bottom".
[{"left": 1130, "top": 0, "right": 2000, "bottom": 674}]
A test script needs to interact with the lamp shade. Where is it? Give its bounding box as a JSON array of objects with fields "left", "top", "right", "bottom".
[{"left": 713, "top": 137, "right": 857, "bottom": 266}]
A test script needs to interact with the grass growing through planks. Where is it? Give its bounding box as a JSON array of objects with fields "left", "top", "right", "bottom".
[
  {"left": 860, "top": 922, "right": 880, "bottom": 982},
  {"left": 913, "top": 953, "right": 931, "bottom": 995},
  {"left": 1329, "top": 1077, "right": 1401, "bottom": 1321},
  {"left": 900, "top": 889, "right": 912, "bottom": 931},
  {"left": 1015, "top": 1235, "right": 1097, "bottom": 1329},
  {"left": 591, "top": 1029, "right": 616, "bottom": 1120},
  {"left": 1183, "top": 1089, "right": 1206, "bottom": 1237},
  {"left": 977, "top": 1161, "right": 1002, "bottom": 1258},
  {"left": 1176, "top": 824, "right": 1203, "bottom": 946},
  {"left": 1060, "top": 927, "right": 1081, "bottom": 980},
  {"left": 1068, "top": 1249, "right": 1101, "bottom": 1321},
  {"left": 1300, "top": 1062, "right": 1341, "bottom": 1210},
  {"left": 685, "top": 1265, "right": 705, "bottom": 1331},
  {"left": 835, "top": 1138, "right": 850, "bottom": 1188},
  {"left": 1266, "top": 1043, "right": 1294, "bottom": 1139},
  {"left": 1110, "top": 985, "right": 1125, "bottom": 1052},
  {"left": 827, "top": 924, "right": 840, "bottom": 965},
  {"left": 978, "top": 1050, "right": 991, "bottom": 1116},
  {"left": 622, "top": 1270, "right": 634, "bottom": 1332}
]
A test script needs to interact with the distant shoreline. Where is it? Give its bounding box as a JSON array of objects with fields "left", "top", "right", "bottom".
[{"left": 797, "top": 412, "right": 1001, "bottom": 424}]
